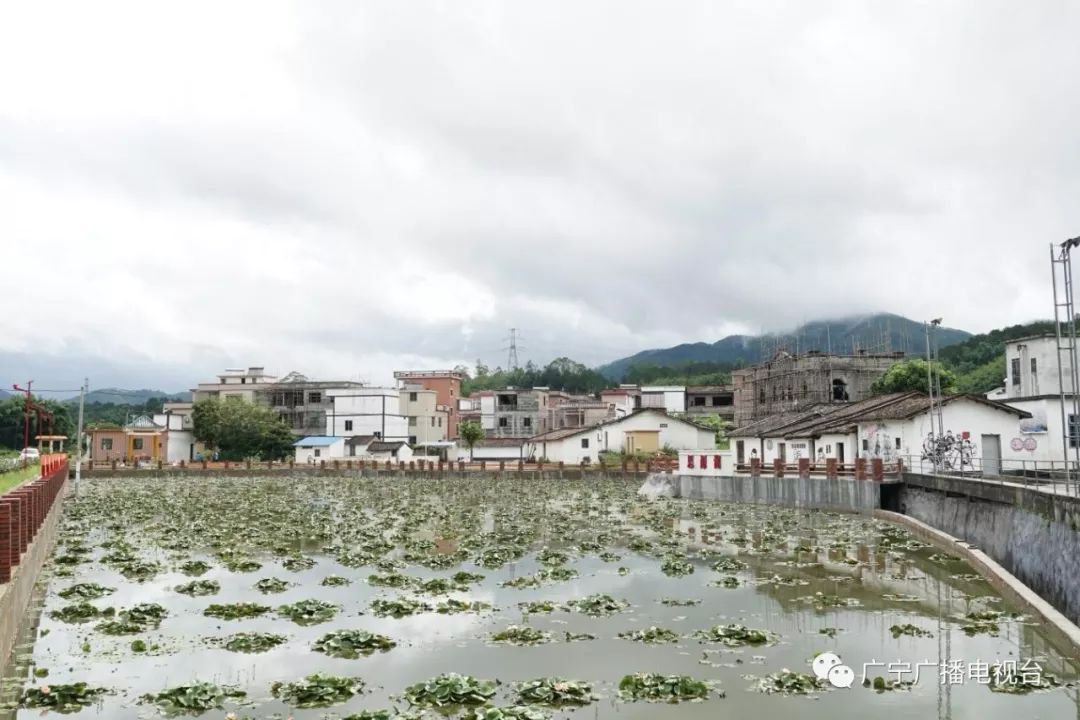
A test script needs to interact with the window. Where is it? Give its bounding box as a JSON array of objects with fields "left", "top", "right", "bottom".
[
  {"left": 499, "top": 417, "right": 508, "bottom": 427},
  {"left": 409, "top": 392, "right": 417, "bottom": 401},
  {"left": 759, "top": 388, "right": 766, "bottom": 404},
  {"left": 693, "top": 397, "right": 706, "bottom": 406},
  {"left": 1031, "top": 358, "right": 1038, "bottom": 374},
  {"left": 1011, "top": 358, "right": 1021, "bottom": 385},
  {"left": 344, "top": 420, "right": 353, "bottom": 432},
  {"left": 409, "top": 436, "right": 417, "bottom": 445},
  {"left": 711, "top": 396, "right": 721, "bottom": 406},
  {"left": 431, "top": 417, "right": 435, "bottom": 427},
  {"left": 523, "top": 417, "right": 532, "bottom": 428},
  {"left": 101, "top": 438, "right": 113, "bottom": 450},
  {"left": 241, "top": 377, "right": 246, "bottom": 384},
  {"left": 1070, "top": 415, "right": 1080, "bottom": 448},
  {"left": 133, "top": 438, "right": 144, "bottom": 450},
  {"left": 438, "top": 417, "right": 442, "bottom": 427},
  {"left": 895, "top": 437, "right": 901, "bottom": 449},
  {"left": 581, "top": 438, "right": 589, "bottom": 449},
  {"left": 408, "top": 416, "right": 417, "bottom": 427},
  {"left": 861, "top": 439, "right": 869, "bottom": 451},
  {"left": 832, "top": 379, "right": 848, "bottom": 401},
  {"left": 314, "top": 448, "right": 321, "bottom": 458},
  {"left": 309, "top": 391, "right": 322, "bottom": 404}
]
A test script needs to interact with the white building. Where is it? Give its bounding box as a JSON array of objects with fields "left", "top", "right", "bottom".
[
  {"left": 293, "top": 436, "right": 346, "bottom": 463},
  {"left": 192, "top": 367, "right": 277, "bottom": 403},
  {"left": 990, "top": 334, "right": 1078, "bottom": 466},
  {"left": 599, "top": 387, "right": 638, "bottom": 418},
  {"left": 367, "top": 440, "right": 414, "bottom": 461},
  {"left": 639, "top": 386, "right": 686, "bottom": 413},
  {"left": 152, "top": 405, "right": 196, "bottom": 464},
  {"left": 729, "top": 391, "right": 1030, "bottom": 474},
  {"left": 325, "top": 387, "right": 408, "bottom": 442},
  {"left": 526, "top": 408, "right": 715, "bottom": 465}
]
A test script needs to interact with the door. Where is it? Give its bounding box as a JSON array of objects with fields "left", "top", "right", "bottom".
[
  {"left": 981, "top": 434, "right": 1001, "bottom": 476},
  {"left": 736, "top": 441, "right": 745, "bottom": 465},
  {"left": 837, "top": 442, "right": 845, "bottom": 465}
]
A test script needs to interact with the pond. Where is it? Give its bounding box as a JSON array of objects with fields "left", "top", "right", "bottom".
[{"left": 2, "top": 475, "right": 1078, "bottom": 719}]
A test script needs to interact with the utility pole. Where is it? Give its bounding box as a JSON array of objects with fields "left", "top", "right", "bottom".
[
  {"left": 12, "top": 380, "right": 33, "bottom": 468},
  {"left": 75, "top": 378, "right": 87, "bottom": 481},
  {"left": 924, "top": 323, "right": 938, "bottom": 471}
]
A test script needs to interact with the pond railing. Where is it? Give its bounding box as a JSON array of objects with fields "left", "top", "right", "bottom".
[{"left": 0, "top": 453, "right": 68, "bottom": 584}]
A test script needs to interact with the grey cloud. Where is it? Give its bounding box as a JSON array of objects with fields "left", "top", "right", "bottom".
[{"left": 2, "top": 0, "right": 1079, "bottom": 390}]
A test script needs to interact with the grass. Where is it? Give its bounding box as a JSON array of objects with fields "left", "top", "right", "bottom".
[{"left": 0, "top": 464, "right": 39, "bottom": 494}]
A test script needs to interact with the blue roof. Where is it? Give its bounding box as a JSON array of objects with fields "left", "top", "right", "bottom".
[{"left": 293, "top": 436, "right": 342, "bottom": 447}]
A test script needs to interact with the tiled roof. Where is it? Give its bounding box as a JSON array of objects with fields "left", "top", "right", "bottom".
[
  {"left": 293, "top": 436, "right": 341, "bottom": 447},
  {"left": 368, "top": 440, "right": 407, "bottom": 452}
]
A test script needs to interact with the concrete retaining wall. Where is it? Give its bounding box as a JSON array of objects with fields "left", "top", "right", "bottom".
[
  {"left": 661, "top": 474, "right": 883, "bottom": 512},
  {"left": 876, "top": 509, "right": 1080, "bottom": 656},
  {"left": 900, "top": 482, "right": 1080, "bottom": 625},
  {"left": 0, "top": 474, "right": 66, "bottom": 670}
]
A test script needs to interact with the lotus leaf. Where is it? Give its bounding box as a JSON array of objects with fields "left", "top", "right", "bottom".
[{"left": 271, "top": 673, "right": 364, "bottom": 708}]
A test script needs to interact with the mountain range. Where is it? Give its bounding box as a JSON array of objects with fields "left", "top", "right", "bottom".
[
  {"left": 596, "top": 313, "right": 971, "bottom": 380},
  {"left": 74, "top": 388, "right": 191, "bottom": 405}
]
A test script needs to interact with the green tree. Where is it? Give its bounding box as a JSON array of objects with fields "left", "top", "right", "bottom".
[
  {"left": 956, "top": 356, "right": 1006, "bottom": 395},
  {"left": 192, "top": 399, "right": 294, "bottom": 461},
  {"left": 0, "top": 396, "right": 74, "bottom": 451},
  {"left": 458, "top": 420, "right": 485, "bottom": 461},
  {"left": 870, "top": 359, "right": 958, "bottom": 396}
]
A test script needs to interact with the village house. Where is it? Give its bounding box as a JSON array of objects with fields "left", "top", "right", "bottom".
[
  {"left": 685, "top": 384, "right": 735, "bottom": 421},
  {"left": 729, "top": 391, "right": 1030, "bottom": 474},
  {"left": 324, "top": 387, "right": 409, "bottom": 443},
  {"left": 394, "top": 370, "right": 464, "bottom": 438},
  {"left": 399, "top": 384, "right": 450, "bottom": 446},
  {"left": 293, "top": 436, "right": 345, "bottom": 464},
  {"left": 525, "top": 408, "right": 716, "bottom": 465}
]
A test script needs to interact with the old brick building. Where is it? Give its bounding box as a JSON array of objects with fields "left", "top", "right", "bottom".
[{"left": 732, "top": 350, "right": 904, "bottom": 425}]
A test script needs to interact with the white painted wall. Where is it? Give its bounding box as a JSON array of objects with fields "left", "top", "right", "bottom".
[
  {"left": 1004, "top": 336, "right": 1067, "bottom": 399},
  {"left": 599, "top": 393, "right": 636, "bottom": 417},
  {"left": 996, "top": 396, "right": 1059, "bottom": 465},
  {"left": 165, "top": 430, "right": 194, "bottom": 464},
  {"left": 479, "top": 395, "right": 496, "bottom": 431},
  {"left": 640, "top": 386, "right": 686, "bottom": 413},
  {"left": 369, "top": 444, "right": 414, "bottom": 461},
  {"left": 326, "top": 388, "right": 408, "bottom": 441},
  {"left": 294, "top": 438, "right": 346, "bottom": 464},
  {"left": 460, "top": 444, "right": 523, "bottom": 461},
  {"left": 530, "top": 411, "right": 715, "bottom": 465},
  {"left": 858, "top": 400, "right": 1025, "bottom": 471}
]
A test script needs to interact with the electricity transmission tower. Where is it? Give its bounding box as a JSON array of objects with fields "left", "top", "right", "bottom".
[{"left": 505, "top": 328, "right": 521, "bottom": 372}]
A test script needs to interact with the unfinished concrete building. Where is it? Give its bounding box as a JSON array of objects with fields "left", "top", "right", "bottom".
[
  {"left": 731, "top": 350, "right": 903, "bottom": 425},
  {"left": 257, "top": 372, "right": 365, "bottom": 437}
]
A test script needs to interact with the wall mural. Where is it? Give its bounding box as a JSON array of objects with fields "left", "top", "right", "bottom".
[
  {"left": 921, "top": 430, "right": 977, "bottom": 471},
  {"left": 1020, "top": 406, "right": 1048, "bottom": 434},
  {"left": 861, "top": 423, "right": 895, "bottom": 461}
]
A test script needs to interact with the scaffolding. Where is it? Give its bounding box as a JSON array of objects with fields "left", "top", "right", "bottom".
[{"left": 1050, "top": 239, "right": 1080, "bottom": 491}]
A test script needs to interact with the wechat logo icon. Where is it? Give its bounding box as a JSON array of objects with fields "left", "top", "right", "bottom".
[{"left": 813, "top": 651, "right": 855, "bottom": 688}]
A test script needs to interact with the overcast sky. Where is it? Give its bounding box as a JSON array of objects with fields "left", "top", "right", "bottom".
[{"left": 2, "top": 1, "right": 1079, "bottom": 393}]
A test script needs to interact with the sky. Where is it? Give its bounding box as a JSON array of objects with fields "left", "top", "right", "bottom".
[{"left": 2, "top": 1, "right": 1079, "bottom": 394}]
